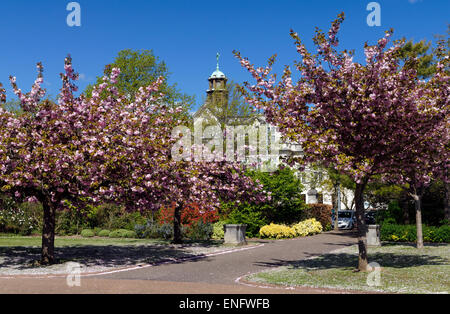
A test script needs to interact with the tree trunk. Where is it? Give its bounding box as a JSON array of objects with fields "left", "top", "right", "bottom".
[
  {"left": 445, "top": 182, "right": 450, "bottom": 222},
  {"left": 334, "top": 210, "right": 339, "bottom": 231},
  {"left": 401, "top": 200, "right": 410, "bottom": 225},
  {"left": 332, "top": 185, "right": 338, "bottom": 231},
  {"left": 172, "top": 204, "right": 183, "bottom": 244},
  {"left": 412, "top": 188, "right": 424, "bottom": 249},
  {"left": 355, "top": 181, "right": 369, "bottom": 272},
  {"left": 334, "top": 183, "right": 341, "bottom": 231},
  {"left": 41, "top": 200, "right": 56, "bottom": 265}
]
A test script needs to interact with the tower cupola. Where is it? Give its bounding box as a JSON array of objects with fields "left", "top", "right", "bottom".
[{"left": 206, "top": 53, "right": 228, "bottom": 108}]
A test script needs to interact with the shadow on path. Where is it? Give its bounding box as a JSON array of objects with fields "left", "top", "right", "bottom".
[
  {"left": 0, "top": 244, "right": 215, "bottom": 270},
  {"left": 253, "top": 251, "right": 448, "bottom": 270}
]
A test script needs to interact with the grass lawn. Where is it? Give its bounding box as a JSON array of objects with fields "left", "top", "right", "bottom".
[
  {"left": 246, "top": 243, "right": 450, "bottom": 294},
  {"left": 0, "top": 234, "right": 170, "bottom": 247},
  {"left": 0, "top": 234, "right": 231, "bottom": 274},
  {"left": 0, "top": 233, "right": 231, "bottom": 247}
]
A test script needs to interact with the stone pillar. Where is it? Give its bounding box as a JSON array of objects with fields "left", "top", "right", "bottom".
[
  {"left": 224, "top": 224, "right": 247, "bottom": 245},
  {"left": 366, "top": 225, "right": 381, "bottom": 247}
]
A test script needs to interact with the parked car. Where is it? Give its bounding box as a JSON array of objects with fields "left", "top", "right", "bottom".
[{"left": 331, "top": 210, "right": 356, "bottom": 230}]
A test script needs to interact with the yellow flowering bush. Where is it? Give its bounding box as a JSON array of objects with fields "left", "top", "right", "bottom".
[
  {"left": 390, "top": 234, "right": 400, "bottom": 241},
  {"left": 292, "top": 218, "right": 323, "bottom": 237},
  {"left": 259, "top": 223, "right": 297, "bottom": 239},
  {"left": 259, "top": 218, "right": 323, "bottom": 239}
]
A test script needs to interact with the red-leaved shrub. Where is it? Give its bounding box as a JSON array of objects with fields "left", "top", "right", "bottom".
[
  {"left": 158, "top": 203, "right": 219, "bottom": 227},
  {"left": 303, "top": 204, "right": 332, "bottom": 230}
]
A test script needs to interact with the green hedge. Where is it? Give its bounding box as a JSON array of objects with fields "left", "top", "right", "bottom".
[
  {"left": 109, "top": 229, "right": 137, "bottom": 238},
  {"left": 97, "top": 229, "right": 111, "bottom": 237},
  {"left": 80, "top": 229, "right": 95, "bottom": 238},
  {"left": 381, "top": 223, "right": 450, "bottom": 243}
]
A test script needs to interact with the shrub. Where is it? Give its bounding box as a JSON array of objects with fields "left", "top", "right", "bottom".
[
  {"left": 158, "top": 203, "right": 219, "bottom": 228},
  {"left": 93, "top": 227, "right": 102, "bottom": 235},
  {"left": 98, "top": 229, "right": 111, "bottom": 237},
  {"left": 382, "top": 217, "right": 397, "bottom": 225},
  {"left": 55, "top": 202, "right": 100, "bottom": 235},
  {"left": 248, "top": 167, "right": 306, "bottom": 224},
  {"left": 0, "top": 196, "right": 41, "bottom": 235},
  {"left": 221, "top": 167, "right": 307, "bottom": 237},
  {"left": 109, "top": 229, "right": 133, "bottom": 238},
  {"left": 431, "top": 225, "right": 450, "bottom": 243},
  {"left": 80, "top": 229, "right": 95, "bottom": 238},
  {"left": 225, "top": 204, "right": 268, "bottom": 238},
  {"left": 134, "top": 224, "right": 147, "bottom": 239},
  {"left": 158, "top": 203, "right": 219, "bottom": 241},
  {"left": 158, "top": 223, "right": 175, "bottom": 240},
  {"left": 90, "top": 204, "right": 148, "bottom": 231},
  {"left": 292, "top": 218, "right": 323, "bottom": 237},
  {"left": 259, "top": 218, "right": 324, "bottom": 239},
  {"left": 124, "top": 230, "right": 137, "bottom": 238},
  {"left": 55, "top": 210, "right": 80, "bottom": 236},
  {"left": 381, "top": 223, "right": 450, "bottom": 243},
  {"left": 134, "top": 220, "right": 161, "bottom": 239},
  {"left": 381, "top": 224, "right": 414, "bottom": 242},
  {"left": 380, "top": 201, "right": 404, "bottom": 224},
  {"left": 212, "top": 221, "right": 226, "bottom": 240},
  {"left": 303, "top": 204, "right": 332, "bottom": 230},
  {"left": 186, "top": 220, "right": 213, "bottom": 240},
  {"left": 259, "top": 223, "right": 297, "bottom": 239},
  {"left": 134, "top": 221, "right": 189, "bottom": 240}
]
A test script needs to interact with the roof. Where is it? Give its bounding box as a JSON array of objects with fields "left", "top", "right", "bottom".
[{"left": 209, "top": 69, "right": 226, "bottom": 79}]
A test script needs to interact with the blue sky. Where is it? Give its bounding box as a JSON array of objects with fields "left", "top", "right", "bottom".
[{"left": 0, "top": 0, "right": 448, "bottom": 110}]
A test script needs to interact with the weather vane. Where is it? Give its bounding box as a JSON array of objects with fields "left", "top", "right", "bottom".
[{"left": 216, "top": 52, "right": 220, "bottom": 71}]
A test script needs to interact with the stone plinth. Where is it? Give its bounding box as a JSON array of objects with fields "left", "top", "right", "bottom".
[
  {"left": 367, "top": 225, "right": 381, "bottom": 247},
  {"left": 224, "top": 224, "right": 247, "bottom": 245}
]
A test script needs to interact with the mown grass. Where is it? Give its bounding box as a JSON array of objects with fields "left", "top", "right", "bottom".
[
  {"left": 0, "top": 234, "right": 170, "bottom": 247},
  {"left": 247, "top": 244, "right": 450, "bottom": 294},
  {"left": 0, "top": 234, "right": 230, "bottom": 270}
]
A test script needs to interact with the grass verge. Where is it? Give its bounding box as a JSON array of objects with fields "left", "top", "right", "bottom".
[
  {"left": 0, "top": 235, "right": 239, "bottom": 274},
  {"left": 0, "top": 234, "right": 232, "bottom": 247},
  {"left": 246, "top": 243, "right": 449, "bottom": 294},
  {"left": 0, "top": 235, "right": 169, "bottom": 247}
]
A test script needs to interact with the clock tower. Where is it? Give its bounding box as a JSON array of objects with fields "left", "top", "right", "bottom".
[{"left": 205, "top": 53, "right": 229, "bottom": 123}]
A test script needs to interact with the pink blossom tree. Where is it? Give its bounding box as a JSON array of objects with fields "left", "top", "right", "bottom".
[
  {"left": 235, "top": 13, "right": 449, "bottom": 271},
  {"left": 158, "top": 160, "right": 267, "bottom": 244},
  {"left": 0, "top": 56, "right": 267, "bottom": 264},
  {"left": 0, "top": 56, "right": 171, "bottom": 264},
  {"left": 384, "top": 96, "right": 448, "bottom": 249},
  {"left": 380, "top": 39, "right": 449, "bottom": 249}
]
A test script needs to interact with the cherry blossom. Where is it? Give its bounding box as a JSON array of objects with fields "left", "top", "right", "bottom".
[
  {"left": 0, "top": 55, "right": 267, "bottom": 263},
  {"left": 235, "top": 13, "right": 449, "bottom": 270}
]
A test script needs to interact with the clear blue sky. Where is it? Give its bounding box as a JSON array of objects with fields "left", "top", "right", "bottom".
[{"left": 0, "top": 0, "right": 448, "bottom": 110}]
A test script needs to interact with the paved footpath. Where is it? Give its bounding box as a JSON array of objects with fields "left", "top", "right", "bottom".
[{"left": 0, "top": 231, "right": 359, "bottom": 294}]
